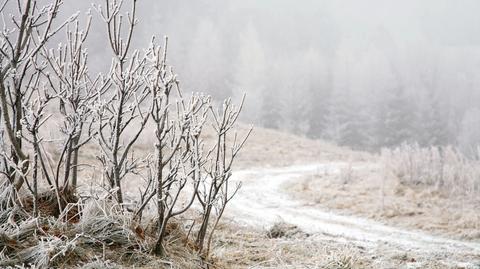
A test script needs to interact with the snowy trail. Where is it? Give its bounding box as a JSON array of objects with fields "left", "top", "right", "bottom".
[{"left": 227, "top": 163, "right": 480, "bottom": 264}]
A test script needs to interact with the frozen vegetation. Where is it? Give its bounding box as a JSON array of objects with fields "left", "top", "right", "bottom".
[{"left": 0, "top": 0, "right": 249, "bottom": 267}]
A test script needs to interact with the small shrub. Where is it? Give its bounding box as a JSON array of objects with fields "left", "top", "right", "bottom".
[
  {"left": 382, "top": 144, "right": 480, "bottom": 198},
  {"left": 266, "top": 222, "right": 305, "bottom": 239}
]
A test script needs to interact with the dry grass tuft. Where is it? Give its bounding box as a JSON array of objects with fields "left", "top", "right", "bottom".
[
  {"left": 79, "top": 258, "right": 121, "bottom": 269},
  {"left": 383, "top": 144, "right": 480, "bottom": 198},
  {"left": 324, "top": 253, "right": 358, "bottom": 269},
  {"left": 21, "top": 189, "right": 79, "bottom": 220},
  {"left": 0, "top": 193, "right": 216, "bottom": 268},
  {"left": 266, "top": 222, "right": 306, "bottom": 239}
]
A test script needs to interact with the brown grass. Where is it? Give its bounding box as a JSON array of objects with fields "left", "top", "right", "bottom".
[
  {"left": 232, "top": 125, "right": 371, "bottom": 169},
  {"left": 211, "top": 219, "right": 374, "bottom": 269},
  {"left": 285, "top": 162, "right": 480, "bottom": 241},
  {"left": 31, "top": 124, "right": 480, "bottom": 268}
]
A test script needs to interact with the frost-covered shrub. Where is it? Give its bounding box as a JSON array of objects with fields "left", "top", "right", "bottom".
[
  {"left": 0, "top": 0, "right": 248, "bottom": 266},
  {"left": 382, "top": 144, "right": 480, "bottom": 198}
]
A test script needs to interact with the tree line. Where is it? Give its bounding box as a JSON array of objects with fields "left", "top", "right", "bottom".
[{"left": 138, "top": 0, "right": 480, "bottom": 153}]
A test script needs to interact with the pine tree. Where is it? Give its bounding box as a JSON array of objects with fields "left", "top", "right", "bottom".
[
  {"left": 279, "top": 55, "right": 313, "bottom": 135},
  {"left": 418, "top": 89, "right": 450, "bottom": 146},
  {"left": 261, "top": 86, "right": 282, "bottom": 129},
  {"left": 379, "top": 86, "right": 417, "bottom": 147},
  {"left": 305, "top": 49, "right": 331, "bottom": 139},
  {"left": 324, "top": 46, "right": 373, "bottom": 149}
]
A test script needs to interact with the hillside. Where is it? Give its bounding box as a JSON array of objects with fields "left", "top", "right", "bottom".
[{"left": 209, "top": 126, "right": 480, "bottom": 269}]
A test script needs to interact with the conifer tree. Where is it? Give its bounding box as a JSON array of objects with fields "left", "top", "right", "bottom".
[{"left": 379, "top": 86, "right": 417, "bottom": 147}]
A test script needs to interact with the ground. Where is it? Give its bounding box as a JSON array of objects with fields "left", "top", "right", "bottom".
[
  {"left": 284, "top": 164, "right": 480, "bottom": 241},
  {"left": 43, "top": 124, "right": 480, "bottom": 268},
  {"left": 210, "top": 126, "right": 480, "bottom": 269}
]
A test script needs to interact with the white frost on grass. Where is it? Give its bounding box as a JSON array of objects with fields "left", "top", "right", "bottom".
[{"left": 228, "top": 163, "right": 480, "bottom": 266}]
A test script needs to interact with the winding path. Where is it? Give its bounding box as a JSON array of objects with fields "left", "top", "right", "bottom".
[{"left": 228, "top": 163, "right": 480, "bottom": 267}]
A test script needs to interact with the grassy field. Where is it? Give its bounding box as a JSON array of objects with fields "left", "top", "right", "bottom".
[{"left": 4, "top": 124, "right": 479, "bottom": 268}]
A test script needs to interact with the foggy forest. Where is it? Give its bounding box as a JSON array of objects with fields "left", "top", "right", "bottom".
[{"left": 58, "top": 0, "right": 480, "bottom": 153}]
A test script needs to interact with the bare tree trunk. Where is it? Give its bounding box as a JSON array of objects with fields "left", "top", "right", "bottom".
[
  {"left": 12, "top": 90, "right": 26, "bottom": 190},
  {"left": 196, "top": 203, "right": 213, "bottom": 252},
  {"left": 154, "top": 143, "right": 164, "bottom": 253},
  {"left": 32, "top": 134, "right": 39, "bottom": 217},
  {"left": 63, "top": 140, "right": 73, "bottom": 188},
  {"left": 71, "top": 145, "right": 80, "bottom": 191}
]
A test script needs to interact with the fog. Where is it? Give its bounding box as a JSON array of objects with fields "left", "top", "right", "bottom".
[{"left": 59, "top": 0, "right": 480, "bottom": 153}]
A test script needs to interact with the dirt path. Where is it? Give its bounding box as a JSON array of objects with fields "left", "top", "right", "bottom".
[{"left": 228, "top": 163, "right": 480, "bottom": 268}]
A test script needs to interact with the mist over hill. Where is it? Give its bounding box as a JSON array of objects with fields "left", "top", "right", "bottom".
[{"left": 58, "top": 0, "right": 480, "bottom": 153}]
